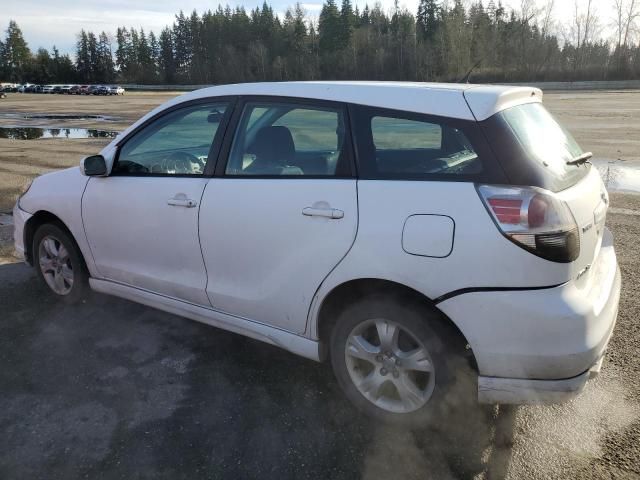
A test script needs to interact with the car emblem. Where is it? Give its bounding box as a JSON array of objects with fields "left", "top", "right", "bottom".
[{"left": 577, "top": 264, "right": 592, "bottom": 280}]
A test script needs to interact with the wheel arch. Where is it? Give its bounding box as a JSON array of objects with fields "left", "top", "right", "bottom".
[
  {"left": 24, "top": 211, "right": 83, "bottom": 266},
  {"left": 314, "top": 278, "right": 476, "bottom": 369}
]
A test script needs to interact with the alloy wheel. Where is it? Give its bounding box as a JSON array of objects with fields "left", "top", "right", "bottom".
[
  {"left": 344, "top": 318, "right": 436, "bottom": 413},
  {"left": 38, "top": 235, "right": 74, "bottom": 295}
]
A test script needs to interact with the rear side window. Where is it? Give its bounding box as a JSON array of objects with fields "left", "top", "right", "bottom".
[
  {"left": 353, "top": 106, "right": 484, "bottom": 179},
  {"left": 225, "top": 101, "right": 350, "bottom": 176},
  {"left": 371, "top": 117, "right": 442, "bottom": 150}
]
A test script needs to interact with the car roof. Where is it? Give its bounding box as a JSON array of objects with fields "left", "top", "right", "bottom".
[{"left": 172, "top": 81, "right": 543, "bottom": 122}]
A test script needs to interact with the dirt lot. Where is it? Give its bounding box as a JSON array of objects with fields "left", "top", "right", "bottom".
[{"left": 1, "top": 90, "right": 640, "bottom": 479}]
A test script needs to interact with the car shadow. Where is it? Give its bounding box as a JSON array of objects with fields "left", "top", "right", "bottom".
[{"left": 0, "top": 261, "right": 516, "bottom": 479}]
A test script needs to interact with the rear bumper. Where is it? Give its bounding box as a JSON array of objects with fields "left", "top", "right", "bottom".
[
  {"left": 439, "top": 227, "right": 620, "bottom": 403},
  {"left": 478, "top": 355, "right": 605, "bottom": 404}
]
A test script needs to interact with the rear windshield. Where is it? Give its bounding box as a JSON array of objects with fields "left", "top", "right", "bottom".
[{"left": 498, "top": 103, "right": 589, "bottom": 190}]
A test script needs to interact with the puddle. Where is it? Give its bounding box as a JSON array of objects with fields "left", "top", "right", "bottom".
[
  {"left": 592, "top": 159, "right": 640, "bottom": 194},
  {"left": 0, "top": 127, "right": 118, "bottom": 140},
  {"left": 0, "top": 113, "right": 118, "bottom": 122}
]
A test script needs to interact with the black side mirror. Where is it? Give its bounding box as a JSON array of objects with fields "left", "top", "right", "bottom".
[{"left": 81, "top": 154, "right": 107, "bottom": 176}]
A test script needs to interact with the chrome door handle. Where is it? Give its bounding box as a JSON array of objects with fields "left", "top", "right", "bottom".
[
  {"left": 168, "top": 197, "right": 197, "bottom": 208},
  {"left": 302, "top": 207, "right": 344, "bottom": 219}
]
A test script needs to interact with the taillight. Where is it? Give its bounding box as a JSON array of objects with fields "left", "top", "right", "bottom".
[{"left": 477, "top": 185, "right": 580, "bottom": 263}]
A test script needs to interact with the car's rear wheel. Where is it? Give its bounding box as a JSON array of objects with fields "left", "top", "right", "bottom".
[
  {"left": 33, "top": 223, "right": 89, "bottom": 303},
  {"left": 330, "top": 296, "right": 475, "bottom": 426}
]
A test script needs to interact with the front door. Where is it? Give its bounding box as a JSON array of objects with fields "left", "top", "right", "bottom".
[
  {"left": 82, "top": 100, "right": 232, "bottom": 306},
  {"left": 199, "top": 99, "right": 358, "bottom": 334}
]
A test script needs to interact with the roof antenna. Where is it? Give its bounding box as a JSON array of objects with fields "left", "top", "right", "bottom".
[{"left": 458, "top": 59, "right": 482, "bottom": 84}]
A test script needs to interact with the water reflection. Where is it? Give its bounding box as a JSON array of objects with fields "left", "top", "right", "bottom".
[
  {"left": 0, "top": 127, "right": 118, "bottom": 140},
  {"left": 592, "top": 158, "right": 640, "bottom": 194}
]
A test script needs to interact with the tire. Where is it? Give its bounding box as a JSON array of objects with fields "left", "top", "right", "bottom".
[
  {"left": 33, "top": 223, "right": 89, "bottom": 304},
  {"left": 330, "top": 295, "right": 476, "bottom": 427}
]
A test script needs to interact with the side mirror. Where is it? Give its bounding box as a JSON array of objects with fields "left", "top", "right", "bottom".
[{"left": 80, "top": 154, "right": 107, "bottom": 176}]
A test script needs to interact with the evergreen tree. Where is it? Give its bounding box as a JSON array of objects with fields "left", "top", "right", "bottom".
[
  {"left": 4, "top": 20, "right": 32, "bottom": 81},
  {"left": 75, "top": 30, "right": 91, "bottom": 82},
  {"left": 158, "top": 27, "right": 176, "bottom": 83},
  {"left": 319, "top": 0, "right": 342, "bottom": 52}
]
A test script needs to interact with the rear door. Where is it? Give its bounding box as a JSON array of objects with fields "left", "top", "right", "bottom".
[{"left": 199, "top": 98, "right": 358, "bottom": 334}]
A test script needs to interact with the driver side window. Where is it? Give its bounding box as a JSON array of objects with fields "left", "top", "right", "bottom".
[{"left": 114, "top": 102, "right": 229, "bottom": 175}]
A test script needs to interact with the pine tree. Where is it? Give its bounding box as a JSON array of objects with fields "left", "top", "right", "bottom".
[
  {"left": 4, "top": 20, "right": 32, "bottom": 81},
  {"left": 97, "top": 32, "right": 115, "bottom": 82},
  {"left": 158, "top": 27, "right": 175, "bottom": 83},
  {"left": 340, "top": 0, "right": 356, "bottom": 48},
  {"left": 416, "top": 0, "right": 439, "bottom": 41},
  {"left": 319, "top": 0, "right": 342, "bottom": 52},
  {"left": 75, "top": 30, "right": 90, "bottom": 82},
  {"left": 87, "top": 31, "right": 98, "bottom": 82}
]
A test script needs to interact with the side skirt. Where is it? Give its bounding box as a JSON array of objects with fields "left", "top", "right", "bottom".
[{"left": 89, "top": 278, "right": 322, "bottom": 362}]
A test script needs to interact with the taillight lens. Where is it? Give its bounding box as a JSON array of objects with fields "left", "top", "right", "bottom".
[{"left": 477, "top": 185, "right": 580, "bottom": 263}]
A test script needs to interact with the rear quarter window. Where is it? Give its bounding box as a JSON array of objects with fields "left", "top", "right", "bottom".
[{"left": 352, "top": 106, "right": 496, "bottom": 181}]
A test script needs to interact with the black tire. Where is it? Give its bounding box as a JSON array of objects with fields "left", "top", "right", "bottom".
[
  {"left": 330, "top": 295, "right": 476, "bottom": 427},
  {"left": 33, "top": 223, "right": 89, "bottom": 304}
]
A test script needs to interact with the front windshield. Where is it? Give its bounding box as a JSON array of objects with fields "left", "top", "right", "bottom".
[{"left": 500, "top": 103, "right": 588, "bottom": 188}]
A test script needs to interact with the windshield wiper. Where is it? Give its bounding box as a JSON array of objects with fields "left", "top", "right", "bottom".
[{"left": 566, "top": 152, "right": 593, "bottom": 166}]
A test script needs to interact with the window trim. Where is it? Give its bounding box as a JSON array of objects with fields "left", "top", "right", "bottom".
[
  {"left": 214, "top": 95, "right": 357, "bottom": 179},
  {"left": 348, "top": 104, "right": 506, "bottom": 183},
  {"left": 110, "top": 96, "right": 237, "bottom": 178}
]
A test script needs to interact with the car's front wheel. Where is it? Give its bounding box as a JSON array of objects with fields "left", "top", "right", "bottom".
[
  {"left": 330, "top": 296, "right": 475, "bottom": 426},
  {"left": 33, "top": 223, "right": 89, "bottom": 303}
]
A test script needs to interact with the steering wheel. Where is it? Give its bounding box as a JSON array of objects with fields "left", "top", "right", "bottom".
[{"left": 160, "top": 151, "right": 201, "bottom": 174}]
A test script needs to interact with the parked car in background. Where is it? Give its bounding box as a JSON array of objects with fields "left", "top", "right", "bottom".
[
  {"left": 42, "top": 85, "right": 55, "bottom": 94},
  {"left": 78, "top": 85, "right": 90, "bottom": 95},
  {"left": 52, "top": 86, "right": 62, "bottom": 94},
  {"left": 12, "top": 82, "right": 621, "bottom": 425},
  {"left": 107, "top": 85, "right": 125, "bottom": 95},
  {"left": 69, "top": 85, "right": 81, "bottom": 94},
  {"left": 34, "top": 85, "right": 44, "bottom": 93},
  {"left": 95, "top": 85, "right": 110, "bottom": 95},
  {"left": 60, "top": 85, "right": 73, "bottom": 94},
  {"left": 24, "top": 84, "right": 38, "bottom": 93}
]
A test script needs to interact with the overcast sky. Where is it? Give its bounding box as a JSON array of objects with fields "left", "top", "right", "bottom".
[{"left": 1, "top": 0, "right": 611, "bottom": 56}]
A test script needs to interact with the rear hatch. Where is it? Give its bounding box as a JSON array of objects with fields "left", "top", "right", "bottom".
[
  {"left": 483, "top": 102, "right": 608, "bottom": 280},
  {"left": 556, "top": 167, "right": 608, "bottom": 280}
]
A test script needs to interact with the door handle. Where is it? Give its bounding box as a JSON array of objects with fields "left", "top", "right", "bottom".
[
  {"left": 168, "top": 196, "right": 197, "bottom": 208},
  {"left": 302, "top": 207, "right": 344, "bottom": 219}
]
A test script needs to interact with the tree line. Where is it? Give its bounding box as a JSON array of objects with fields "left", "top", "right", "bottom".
[{"left": 2, "top": 0, "right": 640, "bottom": 85}]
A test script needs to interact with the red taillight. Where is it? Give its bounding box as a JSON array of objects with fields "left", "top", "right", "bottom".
[
  {"left": 478, "top": 185, "right": 580, "bottom": 263},
  {"left": 527, "top": 194, "right": 548, "bottom": 228},
  {"left": 487, "top": 198, "right": 522, "bottom": 224}
]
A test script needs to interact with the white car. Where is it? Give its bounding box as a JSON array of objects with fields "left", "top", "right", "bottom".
[{"left": 13, "top": 82, "right": 620, "bottom": 424}]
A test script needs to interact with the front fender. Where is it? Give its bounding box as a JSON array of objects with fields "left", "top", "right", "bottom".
[{"left": 19, "top": 168, "right": 98, "bottom": 277}]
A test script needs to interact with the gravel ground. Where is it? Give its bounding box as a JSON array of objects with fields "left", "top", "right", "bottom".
[
  {"left": 1, "top": 91, "right": 639, "bottom": 479},
  {"left": 0, "top": 195, "right": 638, "bottom": 479}
]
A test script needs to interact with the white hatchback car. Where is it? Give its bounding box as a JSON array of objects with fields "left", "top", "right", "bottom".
[{"left": 14, "top": 82, "right": 620, "bottom": 424}]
